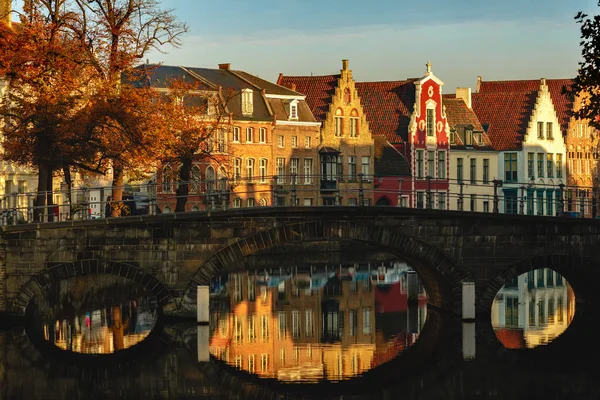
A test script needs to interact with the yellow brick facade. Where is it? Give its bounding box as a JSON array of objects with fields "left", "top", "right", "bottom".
[{"left": 318, "top": 60, "right": 375, "bottom": 205}]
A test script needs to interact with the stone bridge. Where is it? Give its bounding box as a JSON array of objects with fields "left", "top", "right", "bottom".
[{"left": 1, "top": 206, "right": 600, "bottom": 320}]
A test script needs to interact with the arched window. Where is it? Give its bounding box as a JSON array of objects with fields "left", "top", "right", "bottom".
[
  {"left": 218, "top": 167, "right": 227, "bottom": 191},
  {"left": 259, "top": 198, "right": 268, "bottom": 207},
  {"left": 163, "top": 206, "right": 172, "bottom": 213},
  {"left": 247, "top": 198, "right": 256, "bottom": 208},
  {"left": 344, "top": 87, "right": 351, "bottom": 104},
  {"left": 191, "top": 205, "right": 201, "bottom": 211},
  {"left": 206, "top": 166, "right": 215, "bottom": 192},
  {"left": 350, "top": 109, "right": 359, "bottom": 138},
  {"left": 162, "top": 165, "right": 173, "bottom": 192},
  {"left": 334, "top": 108, "right": 344, "bottom": 137},
  {"left": 190, "top": 165, "right": 201, "bottom": 194},
  {"left": 233, "top": 198, "right": 242, "bottom": 208}
]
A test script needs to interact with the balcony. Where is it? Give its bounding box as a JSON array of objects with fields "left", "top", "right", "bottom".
[{"left": 320, "top": 179, "right": 337, "bottom": 192}]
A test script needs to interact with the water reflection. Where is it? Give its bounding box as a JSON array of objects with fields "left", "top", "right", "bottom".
[
  {"left": 29, "top": 275, "right": 159, "bottom": 354},
  {"left": 491, "top": 268, "right": 575, "bottom": 349},
  {"left": 208, "top": 262, "right": 427, "bottom": 382},
  {"left": 41, "top": 297, "right": 158, "bottom": 354}
]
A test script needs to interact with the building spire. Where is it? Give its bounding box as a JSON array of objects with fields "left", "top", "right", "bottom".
[{"left": 426, "top": 60, "right": 432, "bottom": 74}]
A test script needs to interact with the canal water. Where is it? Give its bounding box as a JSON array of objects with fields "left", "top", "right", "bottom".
[{"left": 1, "top": 263, "right": 598, "bottom": 399}]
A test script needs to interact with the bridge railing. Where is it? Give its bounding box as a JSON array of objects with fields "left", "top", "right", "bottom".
[{"left": 0, "top": 174, "right": 597, "bottom": 225}]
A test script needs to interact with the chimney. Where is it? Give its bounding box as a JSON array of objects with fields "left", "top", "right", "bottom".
[
  {"left": 291, "top": 83, "right": 296, "bottom": 91},
  {"left": 218, "top": 63, "right": 231, "bottom": 70},
  {"left": 342, "top": 59, "right": 349, "bottom": 71},
  {"left": 541, "top": 77, "right": 547, "bottom": 86},
  {"left": 278, "top": 73, "right": 283, "bottom": 84},
  {"left": 456, "top": 87, "right": 472, "bottom": 109},
  {"left": 475, "top": 76, "right": 483, "bottom": 93}
]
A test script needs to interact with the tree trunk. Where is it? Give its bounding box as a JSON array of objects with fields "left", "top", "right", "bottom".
[
  {"left": 63, "top": 165, "right": 72, "bottom": 218},
  {"left": 34, "top": 163, "right": 53, "bottom": 222},
  {"left": 175, "top": 158, "right": 192, "bottom": 212},
  {"left": 46, "top": 171, "right": 55, "bottom": 222},
  {"left": 111, "top": 163, "right": 124, "bottom": 217}
]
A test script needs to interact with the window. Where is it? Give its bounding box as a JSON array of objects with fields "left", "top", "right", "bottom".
[
  {"left": 278, "top": 135, "right": 284, "bottom": 148},
  {"left": 259, "top": 159, "right": 267, "bottom": 183},
  {"left": 483, "top": 201, "right": 489, "bottom": 213},
  {"left": 246, "top": 158, "right": 255, "bottom": 182},
  {"left": 206, "top": 166, "right": 215, "bottom": 192},
  {"left": 416, "top": 150, "right": 424, "bottom": 179},
  {"left": 260, "top": 354, "right": 269, "bottom": 372},
  {"left": 465, "top": 128, "right": 473, "bottom": 146},
  {"left": 470, "top": 158, "right": 476, "bottom": 183},
  {"left": 344, "top": 87, "right": 352, "bottom": 104},
  {"left": 547, "top": 122, "right": 553, "bottom": 139},
  {"left": 303, "top": 198, "right": 313, "bottom": 206},
  {"left": 291, "top": 310, "right": 300, "bottom": 339},
  {"left": 335, "top": 108, "right": 343, "bottom": 137},
  {"left": 290, "top": 102, "right": 298, "bottom": 119},
  {"left": 537, "top": 153, "right": 544, "bottom": 178},
  {"left": 280, "top": 348, "right": 286, "bottom": 364},
  {"left": 525, "top": 152, "right": 534, "bottom": 179},
  {"left": 276, "top": 158, "right": 285, "bottom": 183},
  {"left": 234, "top": 356, "right": 243, "bottom": 369},
  {"left": 291, "top": 136, "right": 298, "bottom": 148},
  {"left": 427, "top": 150, "right": 435, "bottom": 178},
  {"left": 348, "top": 156, "right": 357, "bottom": 180},
  {"left": 247, "top": 198, "right": 255, "bottom": 208},
  {"left": 349, "top": 310, "right": 357, "bottom": 336},
  {"left": 246, "top": 127, "right": 253, "bottom": 143},
  {"left": 537, "top": 190, "right": 544, "bottom": 216},
  {"left": 470, "top": 194, "right": 477, "bottom": 211},
  {"left": 290, "top": 158, "right": 299, "bottom": 182},
  {"left": 305, "top": 309, "right": 314, "bottom": 337},
  {"left": 505, "top": 297, "right": 519, "bottom": 326},
  {"left": 162, "top": 165, "right": 173, "bottom": 192},
  {"left": 361, "top": 156, "right": 370, "bottom": 179},
  {"left": 483, "top": 158, "right": 490, "bottom": 183},
  {"left": 350, "top": 109, "right": 359, "bottom": 137},
  {"left": 556, "top": 154, "right": 563, "bottom": 178},
  {"left": 438, "top": 151, "right": 446, "bottom": 179},
  {"left": 450, "top": 131, "right": 456, "bottom": 144},
  {"left": 217, "top": 129, "right": 226, "bottom": 152},
  {"left": 233, "top": 274, "right": 242, "bottom": 302},
  {"left": 504, "top": 153, "right": 517, "bottom": 182},
  {"left": 426, "top": 108, "right": 434, "bottom": 137},
  {"left": 305, "top": 136, "right": 311, "bottom": 148},
  {"left": 537, "top": 121, "right": 544, "bottom": 139},
  {"left": 259, "top": 128, "right": 267, "bottom": 143},
  {"left": 546, "top": 191, "right": 553, "bottom": 216},
  {"left": 416, "top": 192, "right": 424, "bottom": 209},
  {"left": 547, "top": 153, "right": 554, "bottom": 178},
  {"left": 233, "top": 158, "right": 242, "bottom": 183},
  {"left": 337, "top": 156, "right": 344, "bottom": 181},
  {"left": 303, "top": 159, "right": 313, "bottom": 184},
  {"left": 260, "top": 314, "right": 269, "bottom": 341},
  {"left": 505, "top": 189, "right": 518, "bottom": 214},
  {"left": 248, "top": 315, "right": 257, "bottom": 342},
  {"left": 457, "top": 158, "right": 464, "bottom": 183},
  {"left": 248, "top": 354, "right": 256, "bottom": 373},
  {"left": 362, "top": 308, "right": 372, "bottom": 334},
  {"left": 242, "top": 89, "right": 253, "bottom": 115},
  {"left": 232, "top": 127, "right": 241, "bottom": 142},
  {"left": 438, "top": 192, "right": 446, "bottom": 210},
  {"left": 248, "top": 279, "right": 256, "bottom": 301},
  {"left": 191, "top": 165, "right": 202, "bottom": 193},
  {"left": 234, "top": 316, "right": 243, "bottom": 343}
]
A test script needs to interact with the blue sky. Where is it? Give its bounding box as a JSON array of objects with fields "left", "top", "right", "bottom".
[
  {"left": 148, "top": 0, "right": 596, "bottom": 92},
  {"left": 12, "top": 0, "right": 599, "bottom": 92}
]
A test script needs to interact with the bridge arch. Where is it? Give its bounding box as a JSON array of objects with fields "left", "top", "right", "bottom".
[
  {"left": 184, "top": 220, "right": 466, "bottom": 311},
  {"left": 11, "top": 259, "right": 173, "bottom": 315}
]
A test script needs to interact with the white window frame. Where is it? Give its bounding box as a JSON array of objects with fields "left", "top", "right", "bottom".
[
  {"left": 303, "top": 158, "right": 313, "bottom": 184},
  {"left": 259, "top": 158, "right": 267, "bottom": 183},
  {"left": 242, "top": 89, "right": 253, "bottom": 115},
  {"left": 246, "top": 127, "right": 253, "bottom": 143},
  {"left": 259, "top": 127, "right": 266, "bottom": 143},
  {"left": 232, "top": 126, "right": 241, "bottom": 142}
]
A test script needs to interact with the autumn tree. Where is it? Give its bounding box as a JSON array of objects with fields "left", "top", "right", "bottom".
[
  {"left": 67, "top": 0, "right": 187, "bottom": 216},
  {"left": 564, "top": 3, "right": 600, "bottom": 129},
  {"left": 0, "top": 1, "right": 97, "bottom": 221},
  {"left": 155, "top": 77, "right": 233, "bottom": 212}
]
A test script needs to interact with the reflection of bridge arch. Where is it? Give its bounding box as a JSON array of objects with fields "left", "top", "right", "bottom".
[
  {"left": 478, "top": 254, "right": 600, "bottom": 355},
  {"left": 11, "top": 259, "right": 173, "bottom": 315},
  {"left": 184, "top": 220, "right": 466, "bottom": 311}
]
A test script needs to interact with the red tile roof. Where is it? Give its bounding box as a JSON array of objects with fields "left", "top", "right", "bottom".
[
  {"left": 355, "top": 80, "right": 417, "bottom": 143},
  {"left": 478, "top": 79, "right": 573, "bottom": 133},
  {"left": 444, "top": 97, "right": 495, "bottom": 150},
  {"left": 277, "top": 74, "right": 340, "bottom": 121},
  {"left": 472, "top": 90, "right": 537, "bottom": 151}
]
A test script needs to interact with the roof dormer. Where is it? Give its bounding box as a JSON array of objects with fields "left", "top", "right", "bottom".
[
  {"left": 241, "top": 88, "right": 253, "bottom": 116},
  {"left": 287, "top": 99, "right": 299, "bottom": 120}
]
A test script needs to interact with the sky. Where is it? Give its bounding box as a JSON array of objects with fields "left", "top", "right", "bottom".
[{"left": 12, "top": 0, "right": 600, "bottom": 92}]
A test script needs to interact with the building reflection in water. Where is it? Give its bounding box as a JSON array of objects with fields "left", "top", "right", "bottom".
[
  {"left": 491, "top": 268, "right": 575, "bottom": 349},
  {"left": 41, "top": 297, "right": 158, "bottom": 354},
  {"left": 208, "top": 262, "right": 428, "bottom": 382}
]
